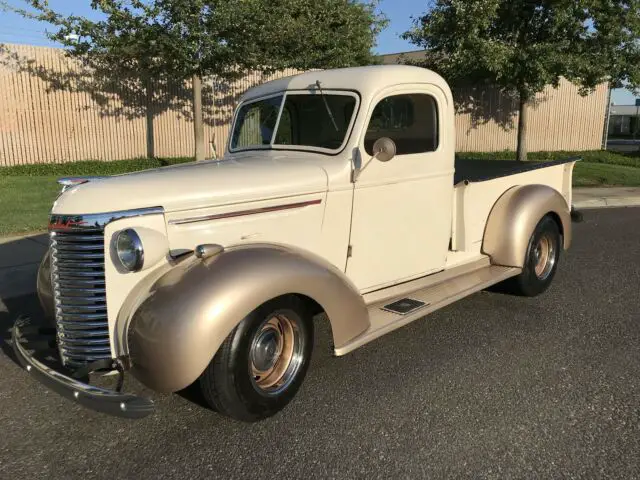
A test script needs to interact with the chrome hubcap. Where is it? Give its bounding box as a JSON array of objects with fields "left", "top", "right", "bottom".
[
  {"left": 251, "top": 328, "right": 281, "bottom": 372},
  {"left": 533, "top": 234, "right": 556, "bottom": 280},
  {"left": 249, "top": 314, "right": 304, "bottom": 394}
]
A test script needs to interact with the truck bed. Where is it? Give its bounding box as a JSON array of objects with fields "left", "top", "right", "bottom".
[
  {"left": 454, "top": 157, "right": 579, "bottom": 185},
  {"left": 450, "top": 156, "right": 578, "bottom": 257}
]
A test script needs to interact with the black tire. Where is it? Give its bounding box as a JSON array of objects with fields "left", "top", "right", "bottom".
[
  {"left": 199, "top": 295, "right": 313, "bottom": 422},
  {"left": 501, "top": 215, "right": 562, "bottom": 297}
]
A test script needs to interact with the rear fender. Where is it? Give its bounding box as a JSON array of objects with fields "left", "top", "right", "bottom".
[
  {"left": 126, "top": 244, "right": 369, "bottom": 393},
  {"left": 483, "top": 184, "right": 571, "bottom": 268}
]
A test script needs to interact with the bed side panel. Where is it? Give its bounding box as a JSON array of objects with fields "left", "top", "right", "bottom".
[{"left": 452, "top": 164, "right": 569, "bottom": 254}]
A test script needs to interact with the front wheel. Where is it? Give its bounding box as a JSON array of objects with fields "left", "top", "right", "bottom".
[
  {"left": 199, "top": 296, "right": 313, "bottom": 422},
  {"left": 502, "top": 215, "right": 562, "bottom": 297}
]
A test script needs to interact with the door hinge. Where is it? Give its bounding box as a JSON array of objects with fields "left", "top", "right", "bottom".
[{"left": 347, "top": 245, "right": 353, "bottom": 258}]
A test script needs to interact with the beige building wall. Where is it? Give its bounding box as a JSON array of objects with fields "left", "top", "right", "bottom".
[
  {"left": 453, "top": 80, "right": 609, "bottom": 152},
  {"left": 0, "top": 44, "right": 608, "bottom": 166},
  {"left": 0, "top": 44, "right": 299, "bottom": 166}
]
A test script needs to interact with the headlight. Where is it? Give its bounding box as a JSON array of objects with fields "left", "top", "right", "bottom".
[{"left": 116, "top": 229, "right": 144, "bottom": 272}]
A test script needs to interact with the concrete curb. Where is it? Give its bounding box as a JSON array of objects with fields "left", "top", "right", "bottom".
[
  {"left": 572, "top": 187, "right": 640, "bottom": 210},
  {"left": 573, "top": 197, "right": 640, "bottom": 209}
]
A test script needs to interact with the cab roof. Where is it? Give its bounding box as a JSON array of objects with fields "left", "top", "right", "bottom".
[{"left": 240, "top": 65, "right": 451, "bottom": 102}]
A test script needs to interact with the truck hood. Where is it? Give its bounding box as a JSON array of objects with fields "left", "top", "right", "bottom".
[{"left": 52, "top": 154, "right": 329, "bottom": 215}]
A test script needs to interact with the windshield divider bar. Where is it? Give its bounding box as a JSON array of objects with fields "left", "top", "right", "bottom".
[{"left": 270, "top": 93, "right": 287, "bottom": 145}]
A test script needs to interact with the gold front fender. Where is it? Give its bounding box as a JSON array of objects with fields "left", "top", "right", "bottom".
[
  {"left": 127, "top": 244, "right": 369, "bottom": 393},
  {"left": 482, "top": 184, "right": 572, "bottom": 268}
]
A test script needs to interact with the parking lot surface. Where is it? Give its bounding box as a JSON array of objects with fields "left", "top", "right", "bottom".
[{"left": 1, "top": 207, "right": 639, "bottom": 479}]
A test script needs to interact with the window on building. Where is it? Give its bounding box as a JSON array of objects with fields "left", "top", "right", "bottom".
[{"left": 364, "top": 93, "right": 439, "bottom": 156}]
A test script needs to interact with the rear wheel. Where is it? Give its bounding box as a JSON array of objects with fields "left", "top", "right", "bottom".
[
  {"left": 502, "top": 215, "right": 561, "bottom": 297},
  {"left": 199, "top": 296, "right": 313, "bottom": 422}
]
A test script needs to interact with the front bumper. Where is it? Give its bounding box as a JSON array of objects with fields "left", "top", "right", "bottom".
[{"left": 12, "top": 322, "right": 154, "bottom": 419}]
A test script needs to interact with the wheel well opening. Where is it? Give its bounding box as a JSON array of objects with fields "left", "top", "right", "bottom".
[
  {"left": 290, "top": 293, "right": 335, "bottom": 346},
  {"left": 291, "top": 293, "right": 325, "bottom": 317},
  {"left": 546, "top": 211, "right": 564, "bottom": 239}
]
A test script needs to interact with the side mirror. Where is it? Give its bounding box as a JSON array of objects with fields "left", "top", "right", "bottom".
[{"left": 372, "top": 137, "right": 396, "bottom": 162}]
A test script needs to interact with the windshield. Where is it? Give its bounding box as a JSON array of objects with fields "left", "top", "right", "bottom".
[{"left": 230, "top": 92, "right": 357, "bottom": 152}]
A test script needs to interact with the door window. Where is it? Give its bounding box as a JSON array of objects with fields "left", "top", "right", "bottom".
[{"left": 364, "top": 93, "right": 439, "bottom": 155}]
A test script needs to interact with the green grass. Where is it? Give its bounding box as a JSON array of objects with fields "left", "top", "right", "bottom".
[
  {"left": 0, "top": 176, "right": 60, "bottom": 236},
  {"left": 1, "top": 151, "right": 639, "bottom": 237},
  {"left": 572, "top": 162, "right": 640, "bottom": 187},
  {"left": 0, "top": 157, "right": 193, "bottom": 236},
  {"left": 0, "top": 157, "right": 193, "bottom": 177},
  {"left": 456, "top": 150, "right": 640, "bottom": 168},
  {"left": 456, "top": 149, "right": 640, "bottom": 186}
]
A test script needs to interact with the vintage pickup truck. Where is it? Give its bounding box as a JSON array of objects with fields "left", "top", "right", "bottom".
[{"left": 13, "top": 65, "right": 577, "bottom": 421}]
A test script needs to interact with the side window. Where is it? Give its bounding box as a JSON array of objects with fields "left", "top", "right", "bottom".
[{"left": 364, "top": 93, "right": 439, "bottom": 156}]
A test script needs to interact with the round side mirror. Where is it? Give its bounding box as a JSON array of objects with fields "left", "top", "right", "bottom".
[{"left": 372, "top": 137, "right": 396, "bottom": 162}]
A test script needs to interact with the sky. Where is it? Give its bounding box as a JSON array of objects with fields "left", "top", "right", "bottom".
[{"left": 0, "top": 0, "right": 636, "bottom": 104}]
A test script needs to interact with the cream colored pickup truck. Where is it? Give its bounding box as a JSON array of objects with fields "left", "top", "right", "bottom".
[{"left": 13, "top": 65, "right": 577, "bottom": 421}]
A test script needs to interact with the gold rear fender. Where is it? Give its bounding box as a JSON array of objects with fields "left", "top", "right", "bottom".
[{"left": 483, "top": 184, "right": 571, "bottom": 268}]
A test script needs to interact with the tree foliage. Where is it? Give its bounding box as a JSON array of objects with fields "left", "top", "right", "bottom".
[
  {"left": 403, "top": 0, "right": 640, "bottom": 160},
  {"left": 9, "top": 0, "right": 387, "bottom": 80}
]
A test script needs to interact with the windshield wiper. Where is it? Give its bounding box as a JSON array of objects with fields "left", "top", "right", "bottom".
[{"left": 316, "top": 80, "right": 339, "bottom": 132}]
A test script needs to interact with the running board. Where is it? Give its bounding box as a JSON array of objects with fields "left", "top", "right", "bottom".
[{"left": 334, "top": 265, "right": 521, "bottom": 356}]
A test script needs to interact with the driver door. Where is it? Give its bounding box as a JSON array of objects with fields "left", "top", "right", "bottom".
[{"left": 346, "top": 86, "right": 454, "bottom": 292}]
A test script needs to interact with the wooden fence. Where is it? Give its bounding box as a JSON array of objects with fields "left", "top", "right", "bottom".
[{"left": 0, "top": 43, "right": 609, "bottom": 166}]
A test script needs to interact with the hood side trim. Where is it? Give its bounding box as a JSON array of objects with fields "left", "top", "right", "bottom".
[{"left": 169, "top": 199, "right": 322, "bottom": 226}]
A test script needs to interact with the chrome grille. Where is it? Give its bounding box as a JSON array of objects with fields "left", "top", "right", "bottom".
[{"left": 50, "top": 229, "right": 111, "bottom": 367}]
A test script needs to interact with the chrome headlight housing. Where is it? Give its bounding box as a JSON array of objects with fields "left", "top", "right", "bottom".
[{"left": 116, "top": 229, "right": 144, "bottom": 272}]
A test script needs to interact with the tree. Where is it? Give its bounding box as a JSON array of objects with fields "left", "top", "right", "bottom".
[
  {"left": 6, "top": 0, "right": 387, "bottom": 160},
  {"left": 403, "top": 0, "right": 640, "bottom": 161}
]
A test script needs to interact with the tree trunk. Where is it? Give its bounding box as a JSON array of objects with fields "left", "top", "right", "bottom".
[
  {"left": 145, "top": 78, "right": 155, "bottom": 159},
  {"left": 516, "top": 93, "right": 528, "bottom": 162},
  {"left": 192, "top": 74, "right": 205, "bottom": 161}
]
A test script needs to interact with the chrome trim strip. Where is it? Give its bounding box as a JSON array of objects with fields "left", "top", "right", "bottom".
[
  {"left": 49, "top": 206, "right": 164, "bottom": 231},
  {"left": 169, "top": 199, "right": 322, "bottom": 226}
]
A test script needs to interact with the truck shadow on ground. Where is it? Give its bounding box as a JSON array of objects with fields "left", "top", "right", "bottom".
[{"left": 0, "top": 292, "right": 47, "bottom": 367}]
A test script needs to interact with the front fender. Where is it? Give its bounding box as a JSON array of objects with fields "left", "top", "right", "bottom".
[
  {"left": 36, "top": 248, "right": 55, "bottom": 322},
  {"left": 482, "top": 184, "right": 571, "bottom": 268},
  {"left": 127, "top": 244, "right": 368, "bottom": 393}
]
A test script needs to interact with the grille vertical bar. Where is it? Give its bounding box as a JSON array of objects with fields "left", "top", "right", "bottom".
[{"left": 50, "top": 229, "right": 111, "bottom": 367}]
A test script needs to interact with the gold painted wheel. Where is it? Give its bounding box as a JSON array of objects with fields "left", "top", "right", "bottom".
[
  {"left": 249, "top": 314, "right": 304, "bottom": 394},
  {"left": 533, "top": 233, "right": 556, "bottom": 280}
]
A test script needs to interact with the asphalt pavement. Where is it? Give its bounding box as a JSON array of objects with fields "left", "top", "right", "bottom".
[{"left": 1, "top": 207, "right": 639, "bottom": 479}]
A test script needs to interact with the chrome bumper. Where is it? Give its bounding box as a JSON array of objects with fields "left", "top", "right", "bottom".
[{"left": 12, "top": 322, "right": 154, "bottom": 419}]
